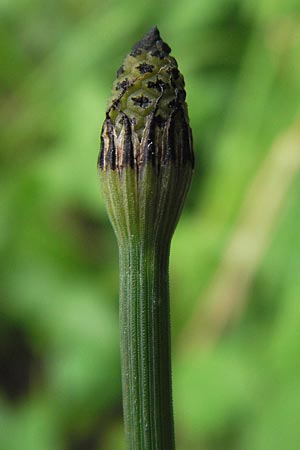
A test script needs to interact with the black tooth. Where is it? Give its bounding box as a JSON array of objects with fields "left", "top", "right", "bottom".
[
  {"left": 98, "top": 131, "right": 105, "bottom": 169},
  {"left": 176, "top": 107, "right": 194, "bottom": 167},
  {"left": 106, "top": 118, "right": 116, "bottom": 170},
  {"left": 179, "top": 110, "right": 190, "bottom": 165},
  {"left": 122, "top": 115, "right": 135, "bottom": 168},
  {"left": 164, "top": 109, "right": 188, "bottom": 165},
  {"left": 164, "top": 113, "right": 176, "bottom": 164}
]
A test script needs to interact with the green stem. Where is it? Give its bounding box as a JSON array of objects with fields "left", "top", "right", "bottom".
[{"left": 119, "top": 240, "right": 174, "bottom": 450}]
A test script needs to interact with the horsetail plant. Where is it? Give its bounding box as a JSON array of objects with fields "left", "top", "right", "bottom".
[{"left": 98, "top": 27, "right": 194, "bottom": 450}]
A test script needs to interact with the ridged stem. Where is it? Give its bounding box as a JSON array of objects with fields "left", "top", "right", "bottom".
[{"left": 119, "top": 239, "right": 174, "bottom": 450}]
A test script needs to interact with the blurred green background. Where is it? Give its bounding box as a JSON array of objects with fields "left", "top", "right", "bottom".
[{"left": 1, "top": 0, "right": 300, "bottom": 449}]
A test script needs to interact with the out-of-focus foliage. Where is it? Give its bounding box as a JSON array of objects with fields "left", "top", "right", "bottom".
[{"left": 1, "top": 0, "right": 299, "bottom": 449}]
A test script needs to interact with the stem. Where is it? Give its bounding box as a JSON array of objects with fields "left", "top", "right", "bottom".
[{"left": 119, "top": 239, "right": 174, "bottom": 450}]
